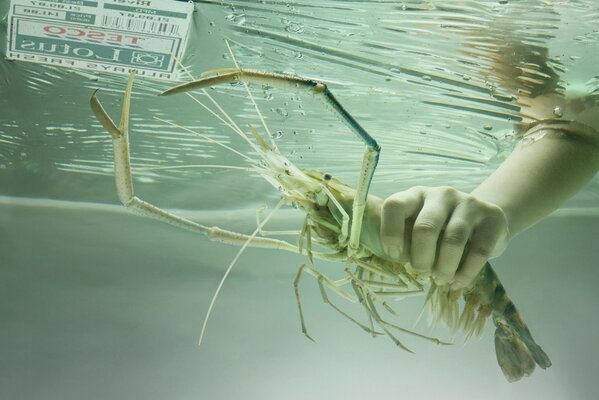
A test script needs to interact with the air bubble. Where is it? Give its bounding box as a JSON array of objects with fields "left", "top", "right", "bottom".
[
  {"left": 285, "top": 22, "right": 305, "bottom": 34},
  {"left": 275, "top": 108, "right": 289, "bottom": 117},
  {"left": 225, "top": 13, "right": 246, "bottom": 25},
  {"left": 273, "top": 130, "right": 284, "bottom": 139},
  {"left": 553, "top": 106, "right": 563, "bottom": 118}
]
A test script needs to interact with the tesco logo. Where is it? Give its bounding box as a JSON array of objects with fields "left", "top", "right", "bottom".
[{"left": 43, "top": 25, "right": 143, "bottom": 45}]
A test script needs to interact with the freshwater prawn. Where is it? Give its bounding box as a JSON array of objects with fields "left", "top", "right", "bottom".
[{"left": 90, "top": 49, "right": 551, "bottom": 383}]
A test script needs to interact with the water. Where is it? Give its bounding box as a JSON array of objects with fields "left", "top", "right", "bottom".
[{"left": 1, "top": 1, "right": 599, "bottom": 399}]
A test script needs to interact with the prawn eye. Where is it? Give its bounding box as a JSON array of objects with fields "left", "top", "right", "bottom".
[{"left": 323, "top": 173, "right": 332, "bottom": 181}]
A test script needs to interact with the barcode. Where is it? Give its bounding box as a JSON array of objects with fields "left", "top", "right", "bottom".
[{"left": 101, "top": 16, "right": 181, "bottom": 36}]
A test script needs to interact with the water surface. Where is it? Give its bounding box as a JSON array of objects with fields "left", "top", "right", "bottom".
[{"left": 1, "top": 1, "right": 598, "bottom": 399}]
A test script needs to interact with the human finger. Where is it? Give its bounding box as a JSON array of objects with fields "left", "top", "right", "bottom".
[
  {"left": 380, "top": 187, "right": 423, "bottom": 260},
  {"left": 451, "top": 207, "right": 508, "bottom": 289},
  {"left": 411, "top": 187, "right": 457, "bottom": 273},
  {"left": 433, "top": 201, "right": 476, "bottom": 285}
]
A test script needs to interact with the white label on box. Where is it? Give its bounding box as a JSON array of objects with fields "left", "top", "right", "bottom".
[{"left": 6, "top": 0, "right": 194, "bottom": 80}]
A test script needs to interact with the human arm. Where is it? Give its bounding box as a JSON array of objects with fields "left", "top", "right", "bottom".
[
  {"left": 378, "top": 2, "right": 599, "bottom": 289},
  {"left": 472, "top": 120, "right": 599, "bottom": 237},
  {"left": 380, "top": 119, "right": 599, "bottom": 289}
]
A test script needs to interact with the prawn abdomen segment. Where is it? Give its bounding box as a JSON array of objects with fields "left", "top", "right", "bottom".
[
  {"left": 466, "top": 263, "right": 551, "bottom": 381},
  {"left": 425, "top": 262, "right": 551, "bottom": 381}
]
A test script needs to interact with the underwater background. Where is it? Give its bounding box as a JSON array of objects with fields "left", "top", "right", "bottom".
[{"left": 1, "top": 1, "right": 598, "bottom": 399}]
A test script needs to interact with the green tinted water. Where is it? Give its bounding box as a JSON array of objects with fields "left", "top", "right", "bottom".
[{"left": 1, "top": 1, "right": 598, "bottom": 399}]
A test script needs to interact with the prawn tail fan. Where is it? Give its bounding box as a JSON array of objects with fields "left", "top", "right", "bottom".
[
  {"left": 468, "top": 263, "right": 552, "bottom": 382},
  {"left": 492, "top": 301, "right": 552, "bottom": 382},
  {"left": 428, "top": 262, "right": 552, "bottom": 382}
]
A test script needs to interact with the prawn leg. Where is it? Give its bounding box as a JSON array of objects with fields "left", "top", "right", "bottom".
[
  {"left": 294, "top": 263, "right": 381, "bottom": 340},
  {"left": 350, "top": 274, "right": 412, "bottom": 351},
  {"left": 315, "top": 274, "right": 383, "bottom": 336},
  {"left": 90, "top": 71, "right": 298, "bottom": 253},
  {"left": 348, "top": 268, "right": 451, "bottom": 349},
  {"left": 160, "top": 69, "right": 381, "bottom": 257},
  {"left": 255, "top": 205, "right": 301, "bottom": 236}
]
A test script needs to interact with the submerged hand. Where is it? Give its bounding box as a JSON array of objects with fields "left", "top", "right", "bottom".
[{"left": 380, "top": 186, "right": 509, "bottom": 289}]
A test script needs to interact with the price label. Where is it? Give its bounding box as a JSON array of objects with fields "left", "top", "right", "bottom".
[{"left": 6, "top": 0, "right": 194, "bottom": 80}]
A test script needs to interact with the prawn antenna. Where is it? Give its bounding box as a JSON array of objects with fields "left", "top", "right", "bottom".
[{"left": 198, "top": 198, "right": 285, "bottom": 346}]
